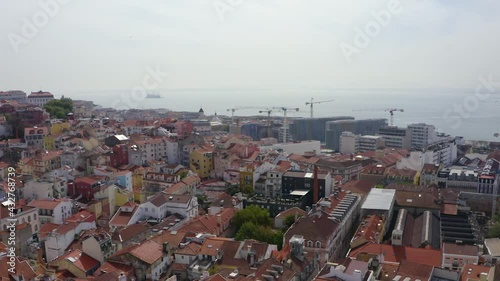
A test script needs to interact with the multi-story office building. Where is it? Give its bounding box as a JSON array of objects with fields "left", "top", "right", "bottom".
[
  {"left": 325, "top": 118, "right": 387, "bottom": 151},
  {"left": 240, "top": 122, "right": 270, "bottom": 141},
  {"left": 408, "top": 123, "right": 435, "bottom": 149},
  {"left": 339, "top": 132, "right": 384, "bottom": 154},
  {"left": 378, "top": 126, "right": 412, "bottom": 149},
  {"left": 339, "top": 131, "right": 358, "bottom": 154},
  {"left": 290, "top": 116, "right": 354, "bottom": 143}
]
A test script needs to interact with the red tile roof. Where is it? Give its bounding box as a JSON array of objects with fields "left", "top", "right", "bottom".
[
  {"left": 199, "top": 237, "right": 228, "bottom": 256},
  {"left": 28, "top": 198, "right": 70, "bottom": 210},
  {"left": 175, "top": 242, "right": 201, "bottom": 256},
  {"left": 130, "top": 240, "right": 164, "bottom": 265},
  {"left": 350, "top": 214, "right": 384, "bottom": 249},
  {"left": 349, "top": 244, "right": 442, "bottom": 267},
  {"left": 275, "top": 207, "right": 307, "bottom": 220},
  {"left": 75, "top": 175, "right": 106, "bottom": 185},
  {"left": 112, "top": 222, "right": 150, "bottom": 243},
  {"left": 461, "top": 264, "right": 493, "bottom": 281},
  {"left": 285, "top": 211, "right": 339, "bottom": 244},
  {"left": 109, "top": 204, "right": 139, "bottom": 227},
  {"left": 396, "top": 260, "right": 434, "bottom": 280},
  {"left": 340, "top": 180, "right": 376, "bottom": 195},
  {"left": 59, "top": 249, "right": 99, "bottom": 272},
  {"left": 94, "top": 261, "right": 135, "bottom": 277},
  {"left": 442, "top": 242, "right": 479, "bottom": 256}
]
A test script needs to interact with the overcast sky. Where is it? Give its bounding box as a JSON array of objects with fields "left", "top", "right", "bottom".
[{"left": 1, "top": 0, "right": 500, "bottom": 93}]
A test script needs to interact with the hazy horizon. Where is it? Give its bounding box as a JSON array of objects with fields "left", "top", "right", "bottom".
[{"left": 2, "top": 0, "right": 500, "bottom": 93}]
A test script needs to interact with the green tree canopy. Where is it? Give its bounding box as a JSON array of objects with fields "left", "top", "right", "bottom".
[
  {"left": 284, "top": 214, "right": 302, "bottom": 229},
  {"left": 232, "top": 205, "right": 272, "bottom": 229},
  {"left": 44, "top": 97, "right": 73, "bottom": 119},
  {"left": 235, "top": 221, "right": 283, "bottom": 249}
]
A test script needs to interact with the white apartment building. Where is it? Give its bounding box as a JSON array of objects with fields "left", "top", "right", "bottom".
[
  {"left": 24, "top": 126, "right": 49, "bottom": 148},
  {"left": 131, "top": 137, "right": 178, "bottom": 165},
  {"left": 27, "top": 91, "right": 54, "bottom": 107},
  {"left": 359, "top": 135, "right": 384, "bottom": 151},
  {"left": 28, "top": 198, "right": 72, "bottom": 224},
  {"left": 22, "top": 179, "right": 68, "bottom": 201},
  {"left": 422, "top": 138, "right": 458, "bottom": 167},
  {"left": 0, "top": 203, "right": 40, "bottom": 233},
  {"left": 0, "top": 90, "right": 27, "bottom": 103},
  {"left": 378, "top": 126, "right": 412, "bottom": 149},
  {"left": 340, "top": 132, "right": 384, "bottom": 154},
  {"left": 409, "top": 123, "right": 452, "bottom": 149},
  {"left": 43, "top": 210, "right": 96, "bottom": 262},
  {"left": 339, "top": 132, "right": 358, "bottom": 155},
  {"left": 141, "top": 193, "right": 198, "bottom": 220}
]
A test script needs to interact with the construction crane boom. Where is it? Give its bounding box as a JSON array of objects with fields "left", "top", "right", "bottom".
[
  {"left": 259, "top": 109, "right": 274, "bottom": 138},
  {"left": 352, "top": 108, "right": 404, "bottom": 126},
  {"left": 271, "top": 107, "right": 299, "bottom": 143},
  {"left": 226, "top": 106, "right": 270, "bottom": 124},
  {"left": 305, "top": 98, "right": 335, "bottom": 118}
]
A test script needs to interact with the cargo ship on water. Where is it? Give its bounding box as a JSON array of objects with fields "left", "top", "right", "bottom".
[{"left": 146, "top": 92, "right": 163, "bottom": 99}]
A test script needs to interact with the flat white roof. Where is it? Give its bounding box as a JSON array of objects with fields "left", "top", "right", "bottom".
[
  {"left": 290, "top": 190, "right": 309, "bottom": 196},
  {"left": 360, "top": 135, "right": 381, "bottom": 139},
  {"left": 115, "top": 134, "right": 129, "bottom": 141},
  {"left": 485, "top": 238, "right": 500, "bottom": 257},
  {"left": 361, "top": 188, "right": 396, "bottom": 210}
]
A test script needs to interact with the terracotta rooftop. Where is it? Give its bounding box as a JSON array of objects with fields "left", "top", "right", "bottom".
[
  {"left": 175, "top": 242, "right": 201, "bottom": 256},
  {"left": 460, "top": 264, "right": 493, "bottom": 281},
  {"left": 349, "top": 244, "right": 442, "bottom": 267},
  {"left": 151, "top": 230, "right": 188, "bottom": 249},
  {"left": 350, "top": 214, "right": 383, "bottom": 249},
  {"left": 29, "top": 91, "right": 53, "bottom": 97},
  {"left": 28, "top": 198, "right": 70, "bottom": 210},
  {"left": 442, "top": 242, "right": 479, "bottom": 256},
  {"left": 396, "top": 259, "right": 434, "bottom": 280},
  {"left": 0, "top": 256, "right": 37, "bottom": 280},
  {"left": 59, "top": 249, "right": 99, "bottom": 272},
  {"left": 285, "top": 211, "right": 339, "bottom": 243},
  {"left": 24, "top": 126, "right": 49, "bottom": 135},
  {"left": 112, "top": 222, "right": 150, "bottom": 243},
  {"left": 109, "top": 203, "right": 139, "bottom": 227},
  {"left": 130, "top": 240, "right": 164, "bottom": 265},
  {"left": 199, "top": 237, "right": 227, "bottom": 256},
  {"left": 340, "top": 180, "right": 376, "bottom": 195},
  {"left": 275, "top": 207, "right": 307, "bottom": 220}
]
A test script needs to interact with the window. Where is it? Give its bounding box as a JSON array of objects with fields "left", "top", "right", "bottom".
[
  {"left": 307, "top": 240, "right": 313, "bottom": 247},
  {"left": 316, "top": 241, "right": 321, "bottom": 248}
]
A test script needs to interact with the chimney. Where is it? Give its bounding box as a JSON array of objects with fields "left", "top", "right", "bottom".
[
  {"left": 118, "top": 272, "right": 127, "bottom": 281},
  {"left": 247, "top": 244, "right": 256, "bottom": 267},
  {"left": 353, "top": 269, "right": 363, "bottom": 281},
  {"left": 313, "top": 165, "right": 319, "bottom": 203},
  {"left": 162, "top": 242, "right": 169, "bottom": 255},
  {"left": 480, "top": 272, "right": 488, "bottom": 281},
  {"left": 217, "top": 214, "right": 222, "bottom": 226}
]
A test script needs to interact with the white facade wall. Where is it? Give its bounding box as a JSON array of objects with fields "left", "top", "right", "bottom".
[
  {"left": 166, "top": 140, "right": 179, "bottom": 165},
  {"left": 0, "top": 207, "right": 40, "bottom": 233},
  {"left": 339, "top": 132, "right": 358, "bottom": 155}
]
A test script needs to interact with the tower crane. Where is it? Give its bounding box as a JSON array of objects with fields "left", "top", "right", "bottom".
[
  {"left": 305, "top": 98, "right": 335, "bottom": 118},
  {"left": 259, "top": 109, "right": 275, "bottom": 138},
  {"left": 352, "top": 108, "right": 404, "bottom": 126},
  {"left": 272, "top": 107, "right": 299, "bottom": 143},
  {"left": 385, "top": 108, "right": 404, "bottom": 126},
  {"left": 226, "top": 106, "right": 269, "bottom": 124}
]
